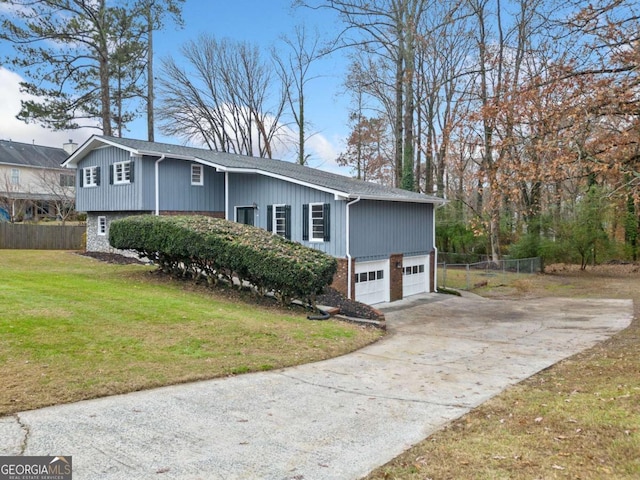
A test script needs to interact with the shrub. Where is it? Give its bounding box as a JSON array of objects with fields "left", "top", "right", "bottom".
[{"left": 109, "top": 215, "right": 337, "bottom": 305}]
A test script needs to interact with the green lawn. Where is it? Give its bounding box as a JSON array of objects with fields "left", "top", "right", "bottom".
[
  {"left": 366, "top": 264, "right": 640, "bottom": 479},
  {"left": 0, "top": 250, "right": 382, "bottom": 415}
]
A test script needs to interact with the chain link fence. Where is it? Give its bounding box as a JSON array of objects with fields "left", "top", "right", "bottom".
[{"left": 438, "top": 257, "right": 541, "bottom": 291}]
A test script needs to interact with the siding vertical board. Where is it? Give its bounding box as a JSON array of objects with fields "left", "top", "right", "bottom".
[
  {"left": 350, "top": 200, "right": 434, "bottom": 260},
  {"left": 0, "top": 223, "right": 84, "bottom": 249},
  {"left": 227, "top": 173, "right": 346, "bottom": 257},
  {"left": 156, "top": 159, "right": 224, "bottom": 212},
  {"left": 75, "top": 148, "right": 225, "bottom": 213},
  {"left": 76, "top": 146, "right": 139, "bottom": 212}
]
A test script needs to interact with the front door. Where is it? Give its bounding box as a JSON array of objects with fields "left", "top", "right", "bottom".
[{"left": 236, "top": 207, "right": 255, "bottom": 226}]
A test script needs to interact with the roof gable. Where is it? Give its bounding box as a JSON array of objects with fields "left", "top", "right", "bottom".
[{"left": 64, "top": 135, "right": 445, "bottom": 204}]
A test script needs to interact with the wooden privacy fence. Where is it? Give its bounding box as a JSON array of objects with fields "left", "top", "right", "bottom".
[{"left": 0, "top": 223, "right": 85, "bottom": 250}]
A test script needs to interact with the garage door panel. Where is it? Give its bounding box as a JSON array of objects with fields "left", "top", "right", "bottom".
[
  {"left": 403, "top": 256, "right": 429, "bottom": 297},
  {"left": 355, "top": 260, "right": 389, "bottom": 305}
]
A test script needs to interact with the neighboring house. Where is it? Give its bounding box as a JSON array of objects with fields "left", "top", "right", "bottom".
[
  {"left": 63, "top": 135, "right": 444, "bottom": 305},
  {"left": 0, "top": 139, "right": 77, "bottom": 222}
]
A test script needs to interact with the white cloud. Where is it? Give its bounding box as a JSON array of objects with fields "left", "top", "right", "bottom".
[
  {"left": 272, "top": 127, "right": 350, "bottom": 176},
  {"left": 0, "top": 67, "right": 94, "bottom": 148}
]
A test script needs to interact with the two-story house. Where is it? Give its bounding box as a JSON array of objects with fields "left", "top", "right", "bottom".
[
  {"left": 0, "top": 139, "right": 76, "bottom": 221},
  {"left": 63, "top": 135, "right": 444, "bottom": 305}
]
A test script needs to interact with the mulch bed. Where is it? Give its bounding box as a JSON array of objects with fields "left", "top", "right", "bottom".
[
  {"left": 79, "top": 251, "right": 146, "bottom": 265},
  {"left": 316, "top": 287, "right": 383, "bottom": 321},
  {"left": 77, "top": 251, "right": 382, "bottom": 320}
]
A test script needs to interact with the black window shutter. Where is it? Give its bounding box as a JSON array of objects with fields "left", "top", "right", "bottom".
[
  {"left": 79, "top": 169, "right": 84, "bottom": 188},
  {"left": 284, "top": 205, "right": 291, "bottom": 240},
  {"left": 129, "top": 160, "right": 134, "bottom": 183},
  {"left": 267, "top": 205, "right": 273, "bottom": 232},
  {"left": 95, "top": 166, "right": 100, "bottom": 186},
  {"left": 109, "top": 165, "right": 114, "bottom": 184},
  {"left": 302, "top": 204, "right": 309, "bottom": 241},
  {"left": 323, "top": 203, "right": 330, "bottom": 242}
]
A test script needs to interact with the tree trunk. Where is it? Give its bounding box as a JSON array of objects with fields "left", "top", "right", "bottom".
[
  {"left": 147, "top": 5, "right": 155, "bottom": 142},
  {"left": 394, "top": 51, "right": 404, "bottom": 188},
  {"left": 98, "top": 0, "right": 112, "bottom": 136}
]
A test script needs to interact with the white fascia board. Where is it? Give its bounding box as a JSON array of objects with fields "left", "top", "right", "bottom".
[
  {"left": 201, "top": 161, "right": 446, "bottom": 205},
  {"left": 350, "top": 194, "right": 447, "bottom": 205},
  {"left": 61, "top": 135, "right": 103, "bottom": 168},
  {"left": 62, "top": 136, "right": 146, "bottom": 168},
  {"left": 136, "top": 150, "right": 198, "bottom": 162}
]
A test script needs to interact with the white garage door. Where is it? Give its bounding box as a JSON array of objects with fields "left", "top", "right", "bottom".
[
  {"left": 355, "top": 260, "right": 390, "bottom": 305},
  {"left": 403, "top": 255, "right": 429, "bottom": 297}
]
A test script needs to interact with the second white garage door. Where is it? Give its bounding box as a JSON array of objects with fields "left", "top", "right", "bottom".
[
  {"left": 355, "top": 259, "right": 390, "bottom": 305},
  {"left": 403, "top": 255, "right": 429, "bottom": 297}
]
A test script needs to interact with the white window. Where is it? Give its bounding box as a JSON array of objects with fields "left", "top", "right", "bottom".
[
  {"left": 10, "top": 168, "right": 20, "bottom": 185},
  {"left": 310, "top": 203, "right": 324, "bottom": 242},
  {"left": 98, "top": 216, "right": 107, "bottom": 236},
  {"left": 83, "top": 166, "right": 98, "bottom": 187},
  {"left": 274, "top": 205, "right": 286, "bottom": 236},
  {"left": 191, "top": 164, "right": 203, "bottom": 185},
  {"left": 113, "top": 161, "right": 132, "bottom": 184}
]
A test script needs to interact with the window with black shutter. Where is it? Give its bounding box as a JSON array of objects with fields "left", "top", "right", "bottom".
[
  {"left": 302, "top": 204, "right": 309, "bottom": 241},
  {"left": 268, "top": 204, "right": 291, "bottom": 240},
  {"left": 306, "top": 202, "right": 330, "bottom": 242}
]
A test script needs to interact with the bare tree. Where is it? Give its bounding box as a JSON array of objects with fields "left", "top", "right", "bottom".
[
  {"left": 158, "top": 35, "right": 286, "bottom": 157},
  {"left": 414, "top": 1, "right": 474, "bottom": 196},
  {"left": 33, "top": 170, "right": 76, "bottom": 224},
  {"left": 0, "top": 171, "right": 28, "bottom": 222},
  {"left": 298, "top": 0, "right": 430, "bottom": 189},
  {"left": 274, "top": 25, "right": 323, "bottom": 165}
]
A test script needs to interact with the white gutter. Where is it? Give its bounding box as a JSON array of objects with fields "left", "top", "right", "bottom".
[
  {"left": 345, "top": 196, "right": 361, "bottom": 300},
  {"left": 154, "top": 154, "right": 166, "bottom": 215}
]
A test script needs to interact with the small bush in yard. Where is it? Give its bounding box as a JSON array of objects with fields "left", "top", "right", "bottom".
[{"left": 109, "top": 215, "right": 337, "bottom": 305}]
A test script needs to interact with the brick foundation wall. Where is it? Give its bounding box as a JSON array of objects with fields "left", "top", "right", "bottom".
[
  {"left": 331, "top": 257, "right": 355, "bottom": 298},
  {"left": 429, "top": 250, "right": 436, "bottom": 292},
  {"left": 389, "top": 253, "right": 404, "bottom": 301}
]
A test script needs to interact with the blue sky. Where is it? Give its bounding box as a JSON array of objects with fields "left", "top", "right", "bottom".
[{"left": 0, "top": 1, "right": 353, "bottom": 173}]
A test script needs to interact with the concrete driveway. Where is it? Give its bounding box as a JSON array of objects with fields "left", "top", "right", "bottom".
[{"left": 0, "top": 293, "right": 633, "bottom": 480}]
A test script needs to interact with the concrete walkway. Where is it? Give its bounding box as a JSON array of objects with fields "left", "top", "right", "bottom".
[{"left": 0, "top": 294, "right": 633, "bottom": 480}]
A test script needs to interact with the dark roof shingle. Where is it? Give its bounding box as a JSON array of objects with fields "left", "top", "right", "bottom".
[
  {"left": 0, "top": 140, "right": 68, "bottom": 168},
  {"left": 67, "top": 135, "right": 445, "bottom": 204}
]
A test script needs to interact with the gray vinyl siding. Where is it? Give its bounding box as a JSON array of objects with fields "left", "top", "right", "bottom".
[
  {"left": 151, "top": 158, "right": 225, "bottom": 212},
  {"left": 76, "top": 146, "right": 141, "bottom": 212},
  {"left": 350, "top": 200, "right": 434, "bottom": 260},
  {"left": 227, "top": 173, "right": 347, "bottom": 257},
  {"left": 76, "top": 147, "right": 224, "bottom": 213}
]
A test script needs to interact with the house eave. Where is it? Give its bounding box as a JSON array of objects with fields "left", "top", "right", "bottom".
[
  {"left": 348, "top": 194, "right": 446, "bottom": 205},
  {"left": 199, "top": 163, "right": 351, "bottom": 199},
  {"left": 0, "top": 161, "right": 66, "bottom": 172},
  {"left": 63, "top": 136, "right": 446, "bottom": 206}
]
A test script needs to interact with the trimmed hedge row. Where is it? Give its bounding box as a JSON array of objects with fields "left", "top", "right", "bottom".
[{"left": 108, "top": 215, "right": 337, "bottom": 305}]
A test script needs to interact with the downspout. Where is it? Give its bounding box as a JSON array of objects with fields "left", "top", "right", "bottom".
[
  {"left": 154, "top": 154, "right": 166, "bottom": 215},
  {"left": 224, "top": 172, "right": 229, "bottom": 220},
  {"left": 345, "top": 196, "right": 361, "bottom": 300},
  {"left": 433, "top": 201, "right": 445, "bottom": 292}
]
